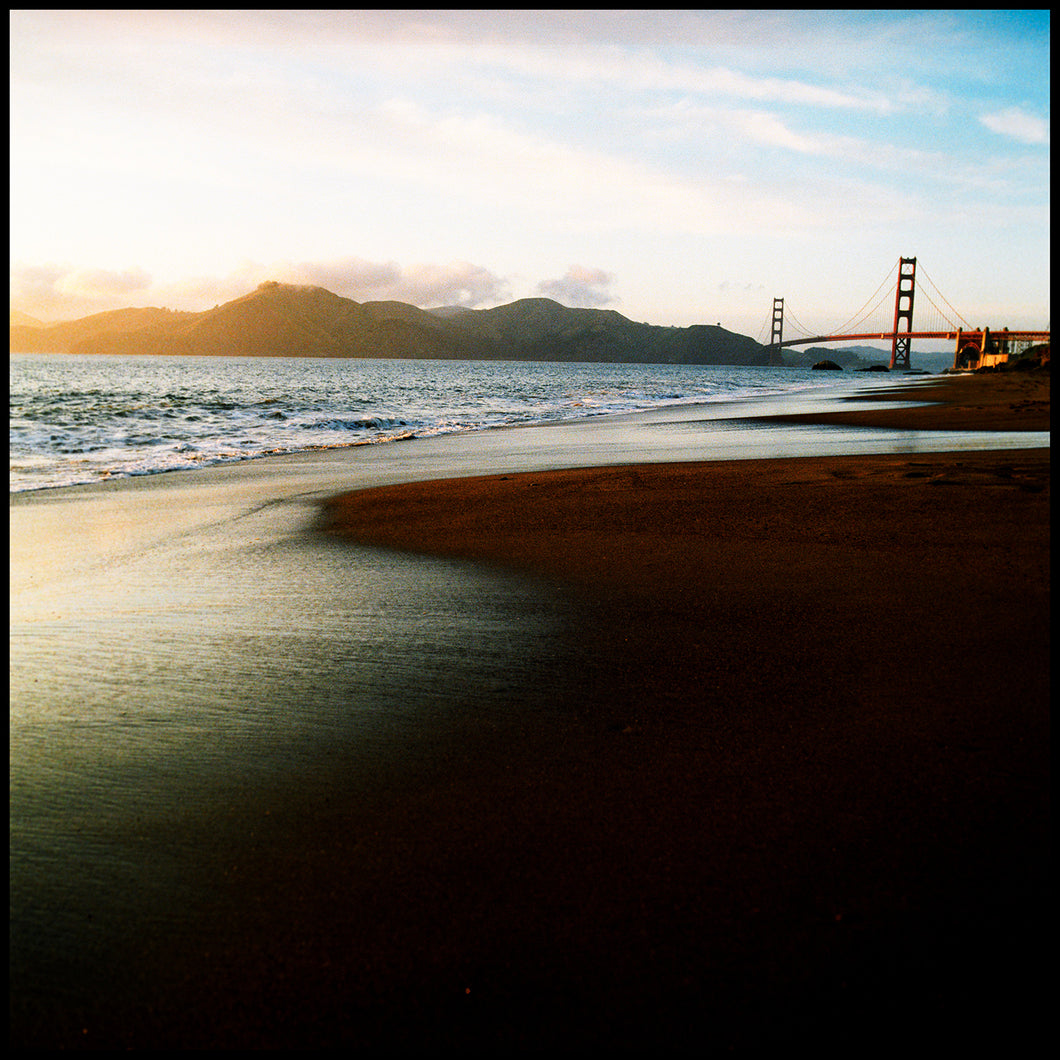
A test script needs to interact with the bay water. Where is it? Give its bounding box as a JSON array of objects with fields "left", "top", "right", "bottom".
[{"left": 11, "top": 353, "right": 877, "bottom": 494}]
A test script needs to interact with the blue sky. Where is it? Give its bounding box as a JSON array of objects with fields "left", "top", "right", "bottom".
[{"left": 9, "top": 10, "right": 1050, "bottom": 344}]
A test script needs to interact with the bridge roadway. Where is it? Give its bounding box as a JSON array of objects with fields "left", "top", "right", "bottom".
[{"left": 776, "top": 330, "right": 1050, "bottom": 349}]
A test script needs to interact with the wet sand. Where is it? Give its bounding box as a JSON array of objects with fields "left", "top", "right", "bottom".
[
  {"left": 764, "top": 367, "right": 1051, "bottom": 431},
  {"left": 309, "top": 372, "right": 1050, "bottom": 1050},
  {"left": 10, "top": 371, "right": 1049, "bottom": 1050}
]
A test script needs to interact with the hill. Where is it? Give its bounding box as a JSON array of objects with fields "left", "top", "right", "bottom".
[
  {"left": 9, "top": 306, "right": 196, "bottom": 355},
  {"left": 783, "top": 345, "right": 888, "bottom": 369},
  {"left": 10, "top": 310, "right": 45, "bottom": 328},
  {"left": 10, "top": 282, "right": 771, "bottom": 366},
  {"left": 784, "top": 344, "right": 956, "bottom": 372}
]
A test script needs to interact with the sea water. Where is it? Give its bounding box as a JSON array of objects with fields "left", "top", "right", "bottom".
[{"left": 10, "top": 353, "right": 869, "bottom": 493}]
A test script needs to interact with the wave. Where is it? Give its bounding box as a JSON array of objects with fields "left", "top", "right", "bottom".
[
  {"left": 10, "top": 357, "right": 855, "bottom": 493},
  {"left": 304, "top": 416, "right": 411, "bottom": 432}
]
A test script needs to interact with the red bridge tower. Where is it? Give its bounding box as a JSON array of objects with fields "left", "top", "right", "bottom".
[
  {"left": 889, "top": 257, "right": 916, "bottom": 370},
  {"left": 769, "top": 297, "right": 784, "bottom": 365}
]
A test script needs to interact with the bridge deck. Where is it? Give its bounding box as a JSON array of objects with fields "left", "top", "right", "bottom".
[{"left": 778, "top": 330, "right": 1049, "bottom": 348}]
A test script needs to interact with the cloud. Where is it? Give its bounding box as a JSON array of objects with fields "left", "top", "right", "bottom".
[
  {"left": 9, "top": 263, "right": 153, "bottom": 320},
  {"left": 649, "top": 100, "right": 823, "bottom": 154},
  {"left": 979, "top": 107, "right": 1049, "bottom": 145},
  {"left": 643, "top": 98, "right": 1014, "bottom": 195},
  {"left": 59, "top": 266, "right": 152, "bottom": 298},
  {"left": 9, "top": 264, "right": 71, "bottom": 315},
  {"left": 537, "top": 265, "right": 616, "bottom": 307},
  {"left": 392, "top": 261, "right": 510, "bottom": 307},
  {"left": 40, "top": 11, "right": 898, "bottom": 113},
  {"left": 231, "top": 258, "right": 509, "bottom": 307},
  {"left": 9, "top": 257, "right": 510, "bottom": 321}
]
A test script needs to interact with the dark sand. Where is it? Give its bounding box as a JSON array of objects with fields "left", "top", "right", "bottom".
[
  {"left": 763, "top": 368, "right": 1051, "bottom": 432},
  {"left": 16, "top": 372, "right": 1049, "bottom": 1051},
  {"left": 316, "top": 372, "right": 1051, "bottom": 1051}
]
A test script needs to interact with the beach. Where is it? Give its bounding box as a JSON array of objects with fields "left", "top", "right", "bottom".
[
  {"left": 10, "top": 370, "right": 1049, "bottom": 1050},
  {"left": 315, "top": 372, "right": 1051, "bottom": 1050}
]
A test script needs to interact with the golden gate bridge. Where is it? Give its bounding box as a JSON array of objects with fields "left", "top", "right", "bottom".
[{"left": 760, "top": 257, "right": 1050, "bottom": 370}]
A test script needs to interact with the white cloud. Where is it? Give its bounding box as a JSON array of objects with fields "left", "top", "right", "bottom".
[
  {"left": 255, "top": 257, "right": 509, "bottom": 308},
  {"left": 10, "top": 264, "right": 77, "bottom": 318},
  {"left": 9, "top": 257, "right": 511, "bottom": 321},
  {"left": 344, "top": 99, "right": 847, "bottom": 239},
  {"left": 979, "top": 107, "right": 1049, "bottom": 145},
  {"left": 537, "top": 265, "right": 616, "bottom": 307},
  {"left": 457, "top": 42, "right": 894, "bottom": 113},
  {"left": 58, "top": 266, "right": 152, "bottom": 298},
  {"left": 396, "top": 261, "right": 510, "bottom": 307},
  {"left": 641, "top": 98, "right": 1026, "bottom": 198}
]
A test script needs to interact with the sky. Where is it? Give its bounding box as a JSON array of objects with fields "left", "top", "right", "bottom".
[{"left": 9, "top": 9, "right": 1050, "bottom": 346}]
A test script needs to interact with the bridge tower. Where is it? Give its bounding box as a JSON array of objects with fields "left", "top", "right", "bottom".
[
  {"left": 768, "top": 297, "right": 784, "bottom": 365},
  {"left": 889, "top": 257, "right": 916, "bottom": 370}
]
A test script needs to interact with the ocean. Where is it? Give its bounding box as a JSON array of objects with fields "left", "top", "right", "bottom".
[{"left": 10, "top": 353, "right": 874, "bottom": 493}]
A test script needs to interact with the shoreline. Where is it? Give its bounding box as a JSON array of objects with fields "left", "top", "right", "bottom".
[
  {"left": 760, "top": 367, "right": 1050, "bottom": 431},
  {"left": 9, "top": 367, "right": 1048, "bottom": 498},
  {"left": 320, "top": 370, "right": 1049, "bottom": 582}
]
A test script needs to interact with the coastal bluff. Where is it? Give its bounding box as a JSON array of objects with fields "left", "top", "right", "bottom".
[{"left": 10, "top": 281, "right": 771, "bottom": 366}]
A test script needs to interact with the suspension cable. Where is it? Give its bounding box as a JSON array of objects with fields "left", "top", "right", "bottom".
[
  {"left": 766, "top": 258, "right": 977, "bottom": 345},
  {"left": 918, "top": 288, "right": 959, "bottom": 331},
  {"left": 916, "top": 264, "right": 973, "bottom": 330},
  {"left": 783, "top": 305, "right": 816, "bottom": 337},
  {"left": 756, "top": 306, "right": 773, "bottom": 345},
  {"left": 828, "top": 259, "right": 899, "bottom": 336},
  {"left": 842, "top": 287, "right": 895, "bottom": 335}
]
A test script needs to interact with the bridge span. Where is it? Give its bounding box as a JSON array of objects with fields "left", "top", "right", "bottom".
[
  {"left": 767, "top": 257, "right": 1049, "bottom": 370},
  {"left": 777, "top": 329, "right": 1051, "bottom": 370}
]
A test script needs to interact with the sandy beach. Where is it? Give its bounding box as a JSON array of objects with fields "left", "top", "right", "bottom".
[
  {"left": 311, "top": 371, "right": 1050, "bottom": 1050},
  {"left": 762, "top": 368, "right": 1052, "bottom": 432},
  {"left": 10, "top": 370, "right": 1049, "bottom": 1051}
]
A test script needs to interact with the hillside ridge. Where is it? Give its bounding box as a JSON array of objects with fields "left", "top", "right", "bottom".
[{"left": 10, "top": 281, "right": 772, "bottom": 366}]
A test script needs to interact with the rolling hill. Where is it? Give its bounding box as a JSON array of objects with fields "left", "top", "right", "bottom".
[{"left": 10, "top": 281, "right": 772, "bottom": 366}]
